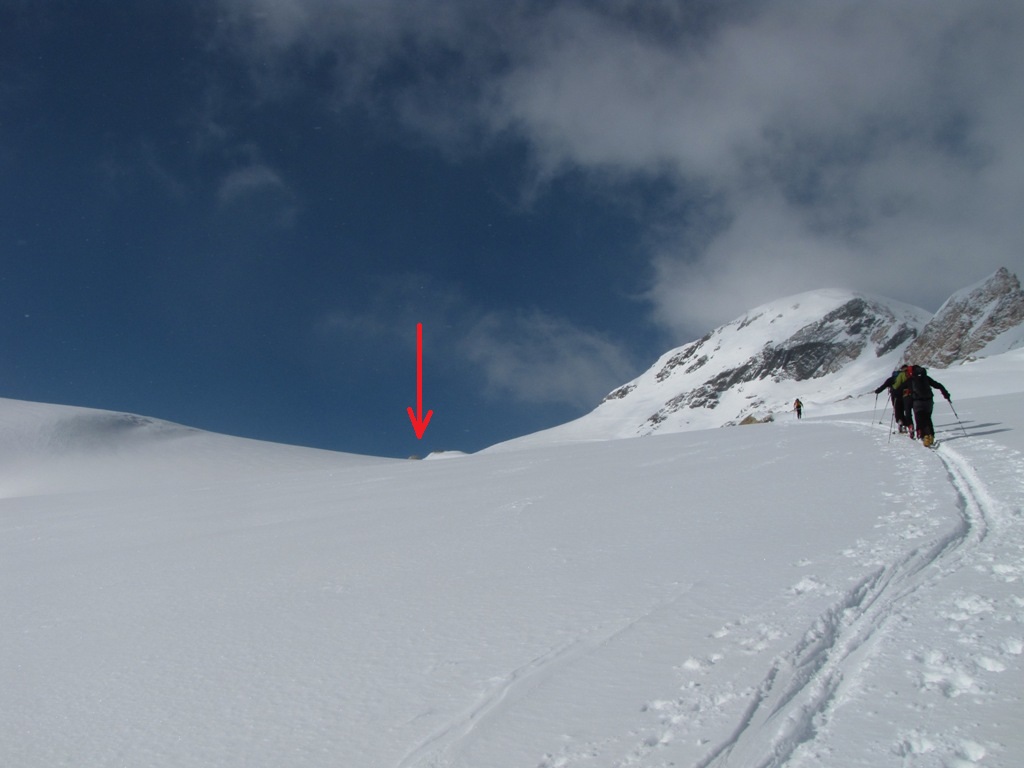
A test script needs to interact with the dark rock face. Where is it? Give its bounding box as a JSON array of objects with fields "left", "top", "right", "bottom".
[
  {"left": 653, "top": 333, "right": 713, "bottom": 383},
  {"left": 903, "top": 267, "right": 1024, "bottom": 368},
  {"left": 603, "top": 383, "right": 636, "bottom": 401}
]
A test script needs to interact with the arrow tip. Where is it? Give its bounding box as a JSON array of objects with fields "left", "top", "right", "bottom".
[{"left": 407, "top": 407, "right": 434, "bottom": 439}]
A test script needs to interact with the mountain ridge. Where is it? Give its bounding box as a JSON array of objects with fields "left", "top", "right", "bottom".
[
  {"left": 902, "top": 266, "right": 1024, "bottom": 367},
  {"left": 492, "top": 268, "right": 1024, "bottom": 449}
]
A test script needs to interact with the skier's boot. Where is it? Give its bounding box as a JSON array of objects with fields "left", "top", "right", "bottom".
[{"left": 922, "top": 434, "right": 934, "bottom": 448}]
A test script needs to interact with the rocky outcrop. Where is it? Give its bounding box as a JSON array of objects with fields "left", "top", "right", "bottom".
[
  {"left": 643, "top": 297, "right": 921, "bottom": 420},
  {"left": 903, "top": 268, "right": 1024, "bottom": 368}
]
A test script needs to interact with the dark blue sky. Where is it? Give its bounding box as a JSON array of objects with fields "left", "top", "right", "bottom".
[{"left": 2, "top": 2, "right": 1021, "bottom": 456}]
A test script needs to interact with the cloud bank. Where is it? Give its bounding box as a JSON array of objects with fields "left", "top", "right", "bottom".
[
  {"left": 462, "top": 309, "right": 637, "bottom": 406},
  {"left": 214, "top": 0, "right": 1024, "bottom": 352},
  {"left": 479, "top": 1, "right": 1024, "bottom": 334}
]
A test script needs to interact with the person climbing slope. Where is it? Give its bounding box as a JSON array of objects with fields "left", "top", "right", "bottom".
[
  {"left": 874, "top": 369, "right": 913, "bottom": 434},
  {"left": 896, "top": 365, "right": 917, "bottom": 438},
  {"left": 906, "top": 365, "right": 951, "bottom": 448}
]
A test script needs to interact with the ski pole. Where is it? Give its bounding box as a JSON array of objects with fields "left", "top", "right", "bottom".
[
  {"left": 887, "top": 409, "right": 894, "bottom": 443},
  {"left": 947, "top": 399, "right": 969, "bottom": 438},
  {"left": 872, "top": 392, "right": 878, "bottom": 425}
]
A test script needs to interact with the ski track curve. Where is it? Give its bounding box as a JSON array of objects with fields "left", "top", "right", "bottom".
[
  {"left": 395, "top": 638, "right": 582, "bottom": 768},
  {"left": 395, "top": 583, "right": 694, "bottom": 768},
  {"left": 689, "top": 422, "right": 1002, "bottom": 768}
]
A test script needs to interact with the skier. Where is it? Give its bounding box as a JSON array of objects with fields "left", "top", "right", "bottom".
[
  {"left": 874, "top": 369, "right": 914, "bottom": 434},
  {"left": 896, "top": 366, "right": 917, "bottom": 438},
  {"left": 793, "top": 398, "right": 803, "bottom": 419},
  {"left": 906, "top": 365, "right": 951, "bottom": 447}
]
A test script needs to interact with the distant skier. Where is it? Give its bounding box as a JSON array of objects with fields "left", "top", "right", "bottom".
[
  {"left": 793, "top": 398, "right": 803, "bottom": 419},
  {"left": 906, "top": 365, "right": 951, "bottom": 447}
]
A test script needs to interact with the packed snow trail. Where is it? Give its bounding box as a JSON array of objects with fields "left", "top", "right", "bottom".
[
  {"left": 526, "top": 405, "right": 1024, "bottom": 768},
  {"left": 693, "top": 429, "right": 993, "bottom": 767},
  {"left": 788, "top": 410, "right": 1024, "bottom": 768},
  {"left": 676, "top": 415, "right": 1018, "bottom": 768}
]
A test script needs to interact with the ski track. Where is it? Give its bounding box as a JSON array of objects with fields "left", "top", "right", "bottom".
[
  {"left": 395, "top": 638, "right": 582, "bottom": 768},
  {"left": 686, "top": 423, "right": 1002, "bottom": 768},
  {"left": 397, "top": 420, "right": 1013, "bottom": 768},
  {"left": 396, "top": 584, "right": 693, "bottom": 768}
]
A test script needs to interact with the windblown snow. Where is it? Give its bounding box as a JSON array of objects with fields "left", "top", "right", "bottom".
[{"left": 3, "top": 347, "right": 1024, "bottom": 767}]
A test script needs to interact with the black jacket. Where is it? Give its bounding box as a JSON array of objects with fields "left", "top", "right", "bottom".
[
  {"left": 910, "top": 372, "right": 950, "bottom": 402},
  {"left": 874, "top": 372, "right": 899, "bottom": 396}
]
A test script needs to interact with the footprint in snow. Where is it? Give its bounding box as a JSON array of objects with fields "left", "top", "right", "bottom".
[
  {"left": 894, "top": 732, "right": 988, "bottom": 767},
  {"left": 679, "top": 654, "right": 723, "bottom": 674},
  {"left": 954, "top": 739, "right": 988, "bottom": 766},
  {"left": 941, "top": 593, "right": 996, "bottom": 622},
  {"left": 1000, "top": 637, "right": 1023, "bottom": 655},
  {"left": 990, "top": 562, "right": 1022, "bottom": 582},
  {"left": 788, "top": 575, "right": 824, "bottom": 595},
  {"left": 975, "top": 656, "right": 1007, "bottom": 673},
  {"left": 738, "top": 623, "right": 785, "bottom": 655},
  {"left": 912, "top": 650, "right": 982, "bottom": 698}
]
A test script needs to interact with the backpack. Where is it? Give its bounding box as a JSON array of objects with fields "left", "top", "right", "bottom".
[
  {"left": 893, "top": 369, "right": 909, "bottom": 395},
  {"left": 909, "top": 365, "right": 932, "bottom": 400}
]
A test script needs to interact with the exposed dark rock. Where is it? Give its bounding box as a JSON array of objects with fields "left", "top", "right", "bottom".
[
  {"left": 903, "top": 267, "right": 1024, "bottom": 367},
  {"left": 876, "top": 324, "right": 918, "bottom": 356},
  {"left": 655, "top": 332, "right": 712, "bottom": 382},
  {"left": 602, "top": 383, "right": 636, "bottom": 402}
]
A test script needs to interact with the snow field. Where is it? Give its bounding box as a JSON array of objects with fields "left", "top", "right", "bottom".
[{"left": 1, "top": 387, "right": 1023, "bottom": 767}]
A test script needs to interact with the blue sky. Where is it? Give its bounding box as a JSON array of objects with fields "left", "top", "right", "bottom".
[{"left": 2, "top": 1, "right": 1022, "bottom": 457}]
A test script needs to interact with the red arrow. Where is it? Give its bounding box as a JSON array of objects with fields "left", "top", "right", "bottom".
[{"left": 406, "top": 322, "right": 434, "bottom": 439}]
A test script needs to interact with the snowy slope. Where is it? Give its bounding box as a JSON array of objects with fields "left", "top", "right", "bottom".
[
  {"left": 0, "top": 398, "right": 386, "bottom": 498},
  {"left": 3, "top": 354, "right": 1024, "bottom": 767}
]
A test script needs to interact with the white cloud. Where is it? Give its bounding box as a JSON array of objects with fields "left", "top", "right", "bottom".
[
  {"left": 218, "top": 164, "right": 286, "bottom": 204},
  {"left": 479, "top": 2, "right": 1024, "bottom": 334},
  {"left": 462, "top": 309, "right": 636, "bottom": 407},
  {"left": 215, "top": 0, "right": 1024, "bottom": 338},
  {"left": 217, "top": 163, "right": 298, "bottom": 227}
]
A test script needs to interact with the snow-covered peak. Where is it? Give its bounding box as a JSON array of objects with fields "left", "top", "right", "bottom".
[
  {"left": 493, "top": 271, "right": 1024, "bottom": 452},
  {"left": 903, "top": 267, "right": 1024, "bottom": 367},
  {"left": 492, "top": 289, "right": 931, "bottom": 449}
]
